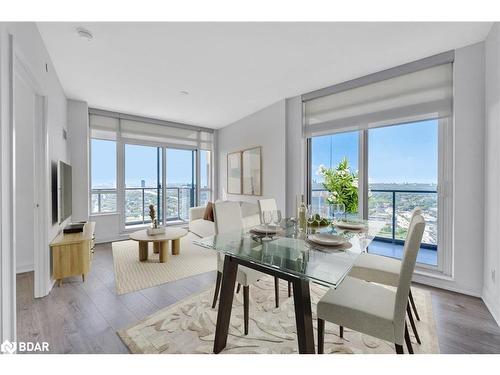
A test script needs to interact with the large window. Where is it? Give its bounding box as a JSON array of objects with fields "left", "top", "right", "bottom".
[
  {"left": 89, "top": 111, "right": 214, "bottom": 229},
  {"left": 90, "top": 139, "right": 117, "bottom": 213},
  {"left": 309, "top": 120, "right": 440, "bottom": 266}
]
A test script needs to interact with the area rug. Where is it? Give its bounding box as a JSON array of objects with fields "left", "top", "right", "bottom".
[
  {"left": 118, "top": 277, "right": 439, "bottom": 354},
  {"left": 112, "top": 232, "right": 217, "bottom": 295}
]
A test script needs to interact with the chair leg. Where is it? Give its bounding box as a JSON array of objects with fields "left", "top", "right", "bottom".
[
  {"left": 395, "top": 344, "right": 404, "bottom": 354},
  {"left": 317, "top": 319, "right": 325, "bottom": 354},
  {"left": 243, "top": 285, "right": 249, "bottom": 335},
  {"left": 404, "top": 322, "right": 414, "bottom": 354},
  {"left": 406, "top": 303, "right": 421, "bottom": 345},
  {"left": 409, "top": 289, "right": 420, "bottom": 321},
  {"left": 274, "top": 277, "right": 279, "bottom": 308},
  {"left": 212, "top": 271, "right": 222, "bottom": 309},
  {"left": 236, "top": 283, "right": 241, "bottom": 294},
  {"left": 339, "top": 325, "right": 344, "bottom": 338},
  {"left": 288, "top": 281, "right": 292, "bottom": 297}
]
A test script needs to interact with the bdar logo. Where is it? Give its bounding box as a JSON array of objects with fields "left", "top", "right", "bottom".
[{"left": 1, "top": 340, "right": 16, "bottom": 354}]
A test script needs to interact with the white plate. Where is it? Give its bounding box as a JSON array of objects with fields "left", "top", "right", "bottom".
[
  {"left": 251, "top": 225, "right": 279, "bottom": 234},
  {"left": 334, "top": 221, "right": 366, "bottom": 230},
  {"left": 308, "top": 233, "right": 347, "bottom": 246}
]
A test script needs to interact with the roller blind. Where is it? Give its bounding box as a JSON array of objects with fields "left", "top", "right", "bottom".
[
  {"left": 304, "top": 63, "right": 453, "bottom": 137},
  {"left": 89, "top": 114, "right": 118, "bottom": 140},
  {"left": 89, "top": 111, "right": 213, "bottom": 150}
]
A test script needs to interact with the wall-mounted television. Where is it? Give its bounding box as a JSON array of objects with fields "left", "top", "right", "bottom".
[{"left": 58, "top": 161, "right": 72, "bottom": 223}]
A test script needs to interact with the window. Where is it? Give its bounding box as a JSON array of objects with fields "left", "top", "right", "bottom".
[
  {"left": 304, "top": 57, "right": 453, "bottom": 272},
  {"left": 90, "top": 139, "right": 117, "bottom": 213},
  {"left": 125, "top": 144, "right": 162, "bottom": 225},
  {"left": 166, "top": 148, "right": 195, "bottom": 222},
  {"left": 311, "top": 132, "right": 358, "bottom": 213},
  {"left": 89, "top": 110, "right": 214, "bottom": 229},
  {"left": 367, "top": 120, "right": 438, "bottom": 266}
]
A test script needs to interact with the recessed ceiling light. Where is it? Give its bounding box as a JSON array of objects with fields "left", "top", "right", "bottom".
[
  {"left": 180, "top": 90, "right": 190, "bottom": 96},
  {"left": 76, "top": 27, "right": 93, "bottom": 41}
]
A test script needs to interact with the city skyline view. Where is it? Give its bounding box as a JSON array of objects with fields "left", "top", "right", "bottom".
[{"left": 311, "top": 119, "right": 438, "bottom": 186}]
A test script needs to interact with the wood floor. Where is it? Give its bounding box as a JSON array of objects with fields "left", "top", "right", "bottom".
[{"left": 16, "top": 242, "right": 500, "bottom": 354}]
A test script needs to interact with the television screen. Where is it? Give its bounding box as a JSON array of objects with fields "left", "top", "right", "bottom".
[{"left": 59, "top": 161, "right": 72, "bottom": 223}]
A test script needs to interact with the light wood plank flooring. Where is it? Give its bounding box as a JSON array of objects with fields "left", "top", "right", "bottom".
[{"left": 16, "top": 242, "right": 500, "bottom": 354}]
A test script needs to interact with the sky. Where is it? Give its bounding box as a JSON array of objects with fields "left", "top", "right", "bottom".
[
  {"left": 92, "top": 119, "right": 437, "bottom": 189},
  {"left": 91, "top": 141, "right": 209, "bottom": 188},
  {"left": 311, "top": 119, "right": 438, "bottom": 185}
]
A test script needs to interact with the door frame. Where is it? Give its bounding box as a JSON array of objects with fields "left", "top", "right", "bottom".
[{"left": 12, "top": 38, "right": 50, "bottom": 299}]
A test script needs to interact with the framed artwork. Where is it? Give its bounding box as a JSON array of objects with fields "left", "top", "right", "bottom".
[
  {"left": 227, "top": 151, "right": 242, "bottom": 194},
  {"left": 242, "top": 146, "right": 262, "bottom": 196}
]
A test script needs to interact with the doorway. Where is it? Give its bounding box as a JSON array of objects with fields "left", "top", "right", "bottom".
[{"left": 13, "top": 53, "right": 48, "bottom": 300}]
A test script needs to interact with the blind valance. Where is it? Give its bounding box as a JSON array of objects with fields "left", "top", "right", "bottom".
[
  {"left": 89, "top": 111, "right": 213, "bottom": 150},
  {"left": 304, "top": 63, "right": 453, "bottom": 137}
]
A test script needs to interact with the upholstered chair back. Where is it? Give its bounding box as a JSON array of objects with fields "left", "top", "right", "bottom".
[
  {"left": 213, "top": 201, "right": 243, "bottom": 235},
  {"left": 258, "top": 199, "right": 278, "bottom": 222},
  {"left": 393, "top": 214, "right": 425, "bottom": 344}
]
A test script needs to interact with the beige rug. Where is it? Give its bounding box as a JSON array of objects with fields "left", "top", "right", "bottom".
[
  {"left": 118, "top": 277, "right": 439, "bottom": 354},
  {"left": 112, "top": 232, "right": 217, "bottom": 295}
]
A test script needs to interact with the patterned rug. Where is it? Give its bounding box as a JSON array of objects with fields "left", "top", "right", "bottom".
[
  {"left": 112, "top": 232, "right": 217, "bottom": 295},
  {"left": 118, "top": 277, "right": 439, "bottom": 354}
]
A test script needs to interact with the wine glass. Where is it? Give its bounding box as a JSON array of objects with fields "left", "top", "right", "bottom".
[
  {"left": 338, "top": 203, "right": 346, "bottom": 220},
  {"left": 306, "top": 205, "right": 316, "bottom": 235},
  {"left": 272, "top": 210, "right": 282, "bottom": 229},
  {"left": 334, "top": 203, "right": 346, "bottom": 222},
  {"left": 262, "top": 210, "right": 273, "bottom": 240}
]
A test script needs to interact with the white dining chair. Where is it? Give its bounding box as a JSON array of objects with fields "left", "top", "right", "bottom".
[
  {"left": 257, "top": 198, "right": 278, "bottom": 216},
  {"left": 348, "top": 208, "right": 423, "bottom": 344},
  {"left": 211, "top": 201, "right": 280, "bottom": 335},
  {"left": 317, "top": 214, "right": 425, "bottom": 354},
  {"left": 257, "top": 198, "right": 293, "bottom": 303}
]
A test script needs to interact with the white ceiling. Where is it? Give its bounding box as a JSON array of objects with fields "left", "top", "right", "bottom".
[{"left": 37, "top": 22, "right": 492, "bottom": 129}]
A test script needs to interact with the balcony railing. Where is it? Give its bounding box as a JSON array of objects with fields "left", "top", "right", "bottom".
[
  {"left": 92, "top": 186, "right": 209, "bottom": 225},
  {"left": 311, "top": 188, "right": 437, "bottom": 249},
  {"left": 124, "top": 187, "right": 195, "bottom": 225}
]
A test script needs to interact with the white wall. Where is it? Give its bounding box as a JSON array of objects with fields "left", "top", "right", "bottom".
[
  {"left": 218, "top": 100, "right": 286, "bottom": 211},
  {"left": 0, "top": 22, "right": 70, "bottom": 341},
  {"left": 483, "top": 23, "right": 500, "bottom": 324},
  {"left": 67, "top": 99, "right": 89, "bottom": 222},
  {"left": 414, "top": 42, "right": 486, "bottom": 296}
]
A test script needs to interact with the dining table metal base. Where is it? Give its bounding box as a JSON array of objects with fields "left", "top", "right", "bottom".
[{"left": 213, "top": 255, "right": 316, "bottom": 354}]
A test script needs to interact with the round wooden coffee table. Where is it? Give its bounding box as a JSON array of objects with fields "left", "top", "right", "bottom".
[{"left": 129, "top": 228, "right": 188, "bottom": 263}]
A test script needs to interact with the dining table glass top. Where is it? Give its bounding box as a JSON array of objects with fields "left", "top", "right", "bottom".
[{"left": 194, "top": 219, "right": 386, "bottom": 288}]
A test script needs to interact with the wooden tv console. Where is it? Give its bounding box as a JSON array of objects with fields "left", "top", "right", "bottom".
[{"left": 49, "top": 222, "right": 96, "bottom": 286}]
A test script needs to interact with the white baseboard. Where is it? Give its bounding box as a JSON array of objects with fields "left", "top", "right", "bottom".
[
  {"left": 412, "top": 273, "right": 482, "bottom": 297},
  {"left": 482, "top": 286, "right": 500, "bottom": 326}
]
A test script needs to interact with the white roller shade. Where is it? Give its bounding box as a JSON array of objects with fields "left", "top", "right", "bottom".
[
  {"left": 89, "top": 114, "right": 118, "bottom": 140},
  {"left": 304, "top": 63, "right": 453, "bottom": 137},
  {"left": 89, "top": 111, "right": 213, "bottom": 150}
]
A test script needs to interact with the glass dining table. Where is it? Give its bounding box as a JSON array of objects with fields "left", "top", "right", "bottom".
[{"left": 194, "top": 218, "right": 386, "bottom": 354}]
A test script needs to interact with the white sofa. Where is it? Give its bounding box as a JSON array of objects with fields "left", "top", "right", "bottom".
[{"left": 189, "top": 201, "right": 261, "bottom": 237}]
